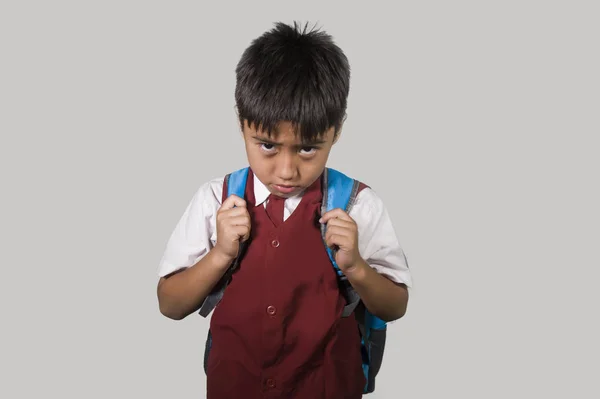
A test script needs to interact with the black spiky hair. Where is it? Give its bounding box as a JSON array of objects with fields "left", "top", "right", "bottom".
[{"left": 235, "top": 21, "right": 350, "bottom": 142}]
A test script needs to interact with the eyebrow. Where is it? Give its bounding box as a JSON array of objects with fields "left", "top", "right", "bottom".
[{"left": 252, "top": 135, "right": 327, "bottom": 146}]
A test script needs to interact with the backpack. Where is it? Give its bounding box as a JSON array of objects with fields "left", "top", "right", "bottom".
[{"left": 198, "top": 167, "right": 387, "bottom": 394}]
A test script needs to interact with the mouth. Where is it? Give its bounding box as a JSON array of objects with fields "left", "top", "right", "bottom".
[{"left": 272, "top": 184, "right": 300, "bottom": 194}]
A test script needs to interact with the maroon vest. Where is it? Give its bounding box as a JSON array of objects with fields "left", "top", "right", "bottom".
[{"left": 206, "top": 169, "right": 367, "bottom": 398}]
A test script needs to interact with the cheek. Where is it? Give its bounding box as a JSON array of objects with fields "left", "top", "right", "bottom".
[
  {"left": 246, "top": 148, "right": 272, "bottom": 175},
  {"left": 301, "top": 154, "right": 329, "bottom": 181},
  {"left": 312, "top": 150, "right": 330, "bottom": 169}
]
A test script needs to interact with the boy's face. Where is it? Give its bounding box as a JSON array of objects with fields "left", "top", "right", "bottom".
[{"left": 242, "top": 120, "right": 338, "bottom": 198}]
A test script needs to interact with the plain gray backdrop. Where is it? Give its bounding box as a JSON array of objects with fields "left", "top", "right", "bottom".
[{"left": 1, "top": 1, "right": 598, "bottom": 398}]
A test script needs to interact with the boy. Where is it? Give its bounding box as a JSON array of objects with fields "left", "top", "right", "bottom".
[{"left": 157, "top": 22, "right": 412, "bottom": 398}]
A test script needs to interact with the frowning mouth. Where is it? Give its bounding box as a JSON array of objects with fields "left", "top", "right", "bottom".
[{"left": 273, "top": 184, "right": 299, "bottom": 194}]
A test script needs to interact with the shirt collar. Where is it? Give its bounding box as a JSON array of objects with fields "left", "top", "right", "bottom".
[{"left": 253, "top": 173, "right": 271, "bottom": 206}]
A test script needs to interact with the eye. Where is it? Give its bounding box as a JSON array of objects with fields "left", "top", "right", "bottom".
[
  {"left": 299, "top": 147, "right": 317, "bottom": 155},
  {"left": 260, "top": 143, "right": 276, "bottom": 153}
]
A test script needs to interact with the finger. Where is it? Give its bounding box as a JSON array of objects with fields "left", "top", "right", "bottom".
[
  {"left": 325, "top": 233, "right": 351, "bottom": 250},
  {"left": 220, "top": 195, "right": 247, "bottom": 211},
  {"left": 325, "top": 225, "right": 353, "bottom": 239},
  {"left": 226, "top": 215, "right": 251, "bottom": 227},
  {"left": 326, "top": 229, "right": 355, "bottom": 250},
  {"left": 323, "top": 217, "right": 355, "bottom": 229},
  {"left": 232, "top": 225, "right": 251, "bottom": 242},
  {"left": 319, "top": 208, "right": 353, "bottom": 223},
  {"left": 325, "top": 233, "right": 338, "bottom": 248},
  {"left": 219, "top": 206, "right": 250, "bottom": 219}
]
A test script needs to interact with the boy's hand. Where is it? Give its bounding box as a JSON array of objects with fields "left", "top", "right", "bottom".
[
  {"left": 214, "top": 195, "right": 251, "bottom": 262},
  {"left": 319, "top": 208, "right": 361, "bottom": 272}
]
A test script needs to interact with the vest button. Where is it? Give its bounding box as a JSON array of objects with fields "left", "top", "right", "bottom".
[
  {"left": 266, "top": 305, "right": 276, "bottom": 316},
  {"left": 271, "top": 239, "right": 280, "bottom": 248},
  {"left": 266, "top": 378, "right": 276, "bottom": 388}
]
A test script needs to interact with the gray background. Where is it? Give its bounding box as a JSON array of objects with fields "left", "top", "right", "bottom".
[{"left": 1, "top": 1, "right": 598, "bottom": 398}]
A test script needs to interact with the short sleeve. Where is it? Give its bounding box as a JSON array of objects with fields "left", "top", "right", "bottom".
[
  {"left": 349, "top": 187, "right": 413, "bottom": 288},
  {"left": 157, "top": 177, "right": 224, "bottom": 278}
]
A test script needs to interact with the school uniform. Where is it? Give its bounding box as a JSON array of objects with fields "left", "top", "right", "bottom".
[{"left": 158, "top": 168, "right": 412, "bottom": 398}]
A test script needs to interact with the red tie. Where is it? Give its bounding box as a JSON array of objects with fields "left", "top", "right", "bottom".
[{"left": 265, "top": 194, "right": 285, "bottom": 226}]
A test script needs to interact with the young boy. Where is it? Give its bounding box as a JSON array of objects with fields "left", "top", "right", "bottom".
[{"left": 157, "top": 22, "right": 412, "bottom": 398}]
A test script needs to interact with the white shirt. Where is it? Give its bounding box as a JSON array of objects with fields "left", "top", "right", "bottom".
[{"left": 158, "top": 173, "right": 412, "bottom": 287}]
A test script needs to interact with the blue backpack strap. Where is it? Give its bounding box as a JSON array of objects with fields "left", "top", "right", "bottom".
[
  {"left": 321, "top": 167, "right": 388, "bottom": 394},
  {"left": 361, "top": 304, "right": 387, "bottom": 394},
  {"left": 198, "top": 167, "right": 249, "bottom": 318},
  {"left": 226, "top": 167, "right": 250, "bottom": 199}
]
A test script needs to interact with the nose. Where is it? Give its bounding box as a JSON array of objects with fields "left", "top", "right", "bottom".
[{"left": 276, "top": 152, "right": 297, "bottom": 181}]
